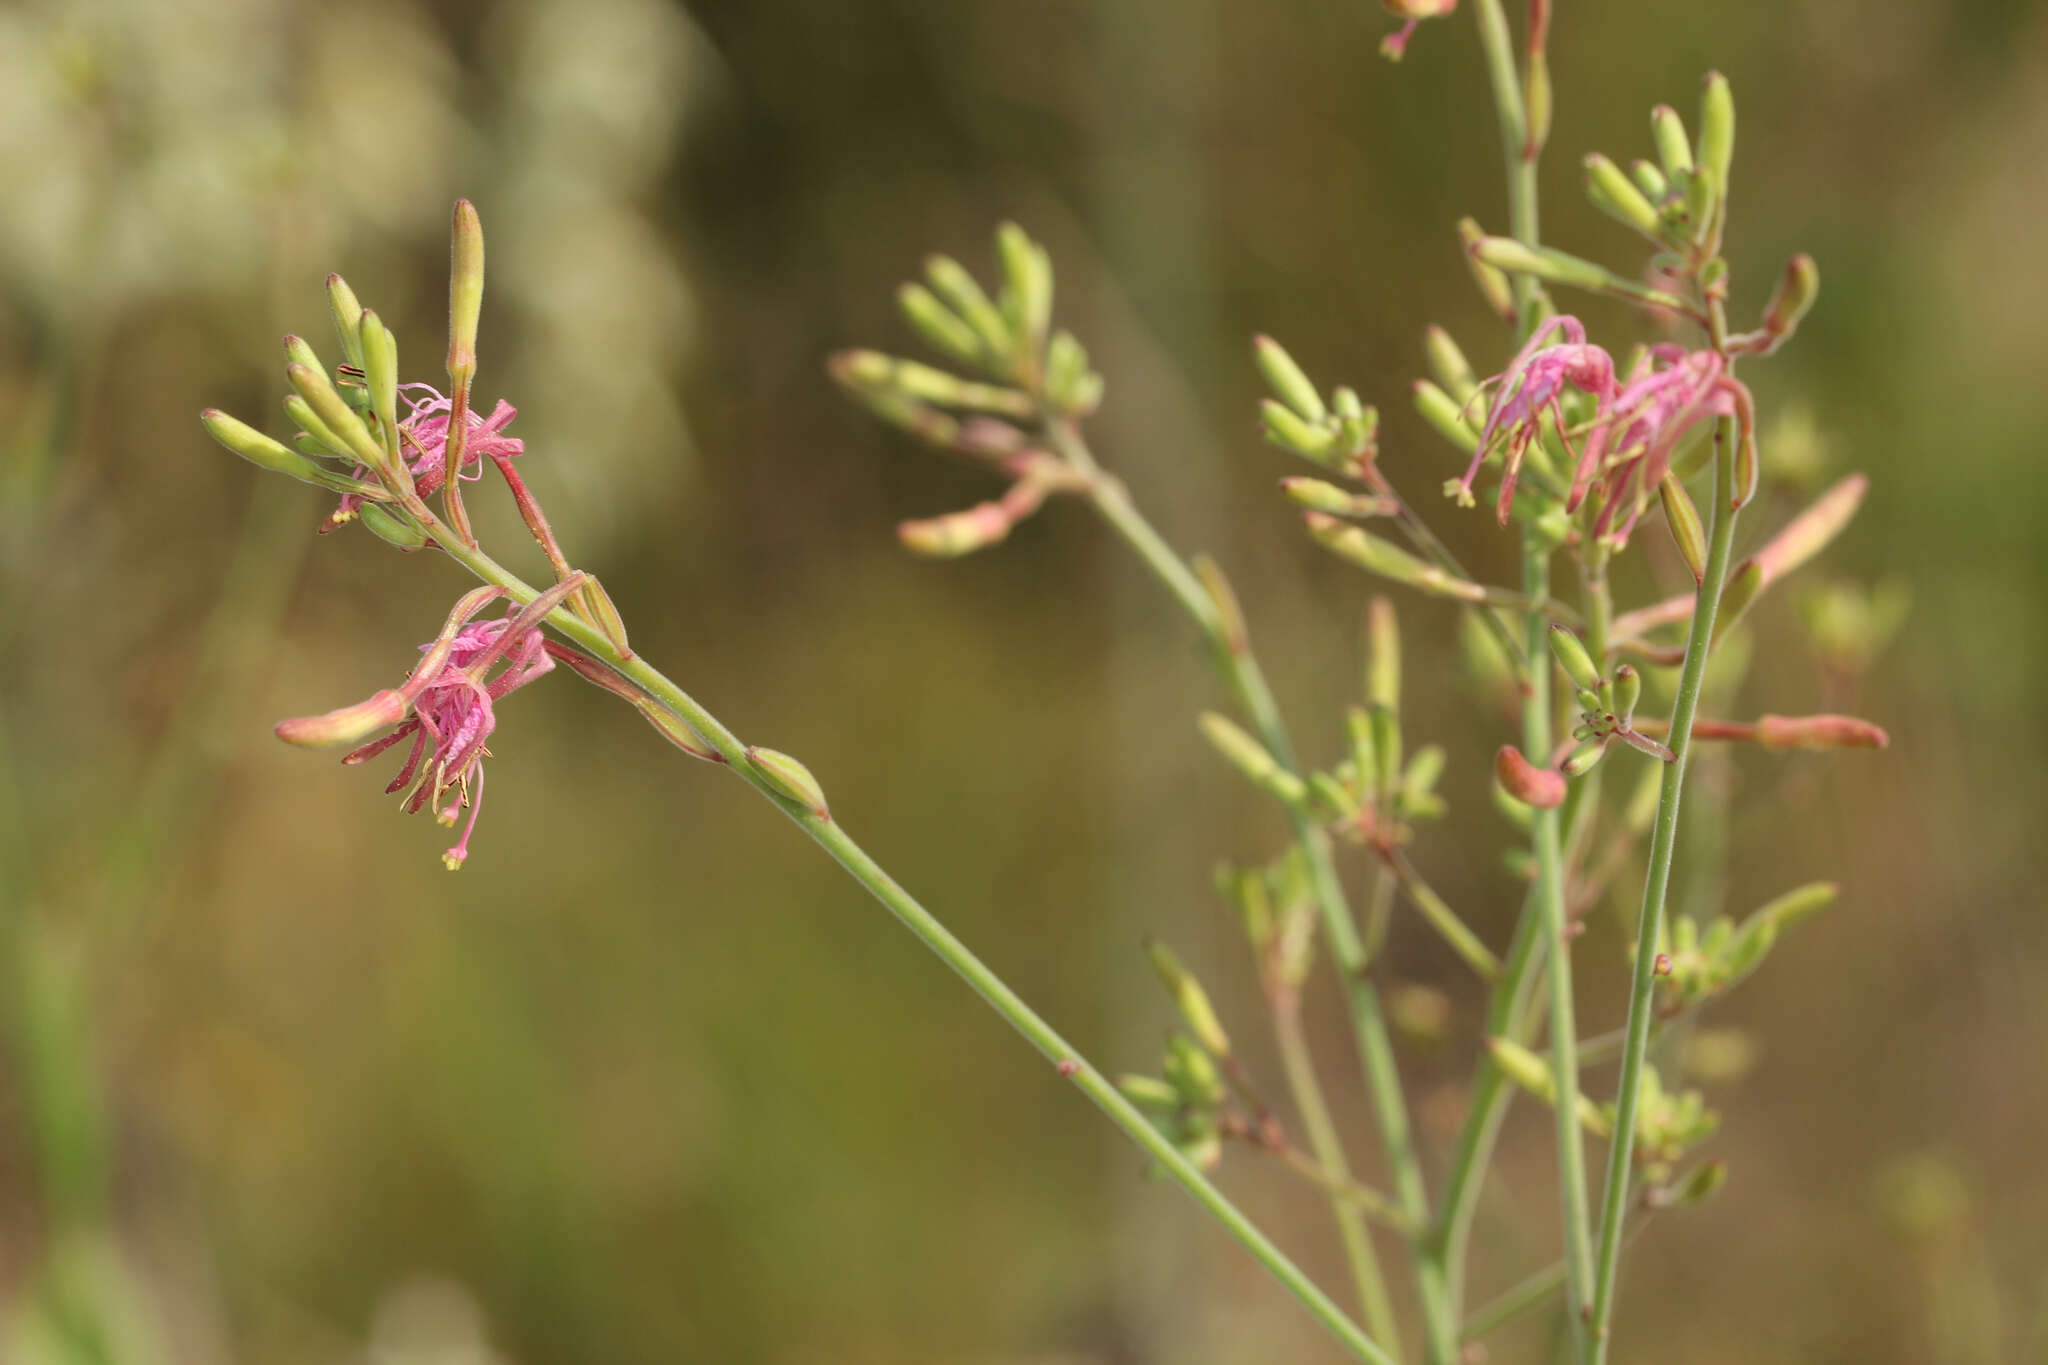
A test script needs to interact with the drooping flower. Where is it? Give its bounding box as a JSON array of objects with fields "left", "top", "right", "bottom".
[
  {"left": 1450, "top": 315, "right": 1618, "bottom": 524},
  {"left": 325, "top": 384, "right": 525, "bottom": 532},
  {"left": 1572, "top": 347, "right": 1753, "bottom": 546},
  {"left": 276, "top": 577, "right": 584, "bottom": 868}
]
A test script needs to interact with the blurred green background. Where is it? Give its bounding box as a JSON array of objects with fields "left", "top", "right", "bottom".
[{"left": 3, "top": 0, "right": 2044, "bottom": 1361}]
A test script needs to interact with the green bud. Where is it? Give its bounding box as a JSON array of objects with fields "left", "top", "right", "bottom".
[
  {"left": 1561, "top": 736, "right": 1609, "bottom": 777},
  {"left": 1575, "top": 687, "right": 1602, "bottom": 714},
  {"left": 1259, "top": 398, "right": 1337, "bottom": 462},
  {"left": 1199, "top": 712, "right": 1309, "bottom": 809},
  {"left": 1524, "top": 47, "right": 1552, "bottom": 156},
  {"left": 1042, "top": 329, "right": 1102, "bottom": 417},
  {"left": 1163, "top": 1032, "right": 1226, "bottom": 1109},
  {"left": 995, "top": 222, "right": 1053, "bottom": 352},
  {"left": 1401, "top": 743, "right": 1444, "bottom": 802},
  {"left": 201, "top": 408, "right": 326, "bottom": 484},
  {"left": 1548, "top": 624, "right": 1602, "bottom": 692},
  {"left": 1252, "top": 334, "right": 1326, "bottom": 424},
  {"left": 1711, "top": 557, "right": 1764, "bottom": 648},
  {"left": 359, "top": 503, "right": 428, "bottom": 549},
  {"left": 829, "top": 353, "right": 963, "bottom": 448},
  {"left": 1279, "top": 477, "right": 1394, "bottom": 518},
  {"left": 1309, "top": 771, "right": 1356, "bottom": 819},
  {"left": 1630, "top": 158, "right": 1670, "bottom": 202},
  {"left": 1487, "top": 1038, "right": 1612, "bottom": 1137},
  {"left": 1681, "top": 165, "right": 1720, "bottom": 248},
  {"left": 1422, "top": 326, "right": 1477, "bottom": 405},
  {"left": 746, "top": 746, "right": 829, "bottom": 819},
  {"left": 1672, "top": 1159, "right": 1728, "bottom": 1208},
  {"left": 326, "top": 275, "right": 365, "bottom": 368},
  {"left": 1215, "top": 862, "right": 1274, "bottom": 954},
  {"left": 1368, "top": 701, "right": 1401, "bottom": 798},
  {"left": 283, "top": 333, "right": 322, "bottom": 375},
  {"left": 448, "top": 199, "right": 485, "bottom": 385},
  {"left": 1304, "top": 514, "right": 1488, "bottom": 602},
  {"left": 924, "top": 254, "right": 1012, "bottom": 369},
  {"left": 1458, "top": 218, "right": 1516, "bottom": 323},
  {"left": 360, "top": 309, "right": 400, "bottom": 456},
  {"left": 286, "top": 394, "right": 361, "bottom": 462},
  {"left": 1144, "top": 938, "right": 1232, "bottom": 1057},
  {"left": 1613, "top": 663, "right": 1642, "bottom": 724},
  {"left": 1412, "top": 380, "right": 1481, "bottom": 454},
  {"left": 1584, "top": 152, "right": 1663, "bottom": 236},
  {"left": 1758, "top": 254, "right": 1819, "bottom": 353},
  {"left": 898, "top": 282, "right": 984, "bottom": 367},
  {"left": 1470, "top": 236, "right": 1687, "bottom": 310},
  {"left": 1660, "top": 472, "right": 1708, "bottom": 585},
  {"left": 286, "top": 362, "right": 386, "bottom": 469},
  {"left": 632, "top": 696, "right": 722, "bottom": 762},
  {"left": 1650, "top": 104, "right": 1692, "bottom": 177},
  {"left": 1345, "top": 705, "right": 1377, "bottom": 793},
  {"left": 1366, "top": 594, "right": 1400, "bottom": 713},
  {"left": 1696, "top": 72, "right": 1735, "bottom": 193},
  {"left": 1331, "top": 386, "right": 1377, "bottom": 459},
  {"left": 1118, "top": 1074, "right": 1183, "bottom": 1114}
]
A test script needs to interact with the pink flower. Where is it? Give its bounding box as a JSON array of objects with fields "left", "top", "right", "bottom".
[
  {"left": 1452, "top": 316, "right": 1618, "bottom": 524},
  {"left": 326, "top": 385, "right": 524, "bottom": 532},
  {"left": 1572, "top": 347, "right": 1753, "bottom": 546},
  {"left": 1380, "top": 0, "right": 1459, "bottom": 59},
  {"left": 277, "top": 578, "right": 585, "bottom": 869}
]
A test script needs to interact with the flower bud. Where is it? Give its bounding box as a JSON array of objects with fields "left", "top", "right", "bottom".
[
  {"left": 1630, "top": 158, "right": 1669, "bottom": 201},
  {"left": 1304, "top": 514, "right": 1488, "bottom": 602},
  {"left": 287, "top": 363, "right": 386, "bottom": 469},
  {"left": 284, "top": 394, "right": 353, "bottom": 460},
  {"left": 1584, "top": 152, "right": 1661, "bottom": 236},
  {"left": 283, "top": 333, "right": 322, "bottom": 375},
  {"left": 275, "top": 689, "right": 409, "bottom": 748},
  {"left": 326, "top": 275, "right": 365, "bottom": 367},
  {"left": 1368, "top": 700, "right": 1401, "bottom": 797},
  {"left": 1366, "top": 594, "right": 1401, "bottom": 713},
  {"left": 896, "top": 501, "right": 1016, "bottom": 557},
  {"left": 1757, "top": 254, "right": 1819, "bottom": 354},
  {"left": 1198, "top": 711, "right": 1309, "bottom": 809},
  {"left": 1718, "top": 881, "right": 1835, "bottom": 990},
  {"left": 201, "top": 408, "right": 325, "bottom": 484},
  {"left": 1659, "top": 471, "right": 1707, "bottom": 585},
  {"left": 1696, "top": 72, "right": 1736, "bottom": 194},
  {"left": 746, "top": 746, "right": 829, "bottom": 819},
  {"left": 1259, "top": 399, "right": 1337, "bottom": 462},
  {"left": 924, "top": 254, "right": 1012, "bottom": 367},
  {"left": 360, "top": 308, "right": 400, "bottom": 453},
  {"left": 1144, "top": 938, "right": 1232, "bottom": 1057},
  {"left": 1672, "top": 1159, "right": 1728, "bottom": 1208},
  {"left": 1561, "top": 736, "right": 1609, "bottom": 777},
  {"left": 1422, "top": 325, "right": 1477, "bottom": 404},
  {"left": 359, "top": 504, "right": 428, "bottom": 549},
  {"left": 1754, "top": 713, "right": 1890, "bottom": 751},
  {"left": 1496, "top": 745, "right": 1566, "bottom": 809},
  {"left": 1043, "top": 329, "right": 1102, "bottom": 417},
  {"left": 447, "top": 199, "right": 485, "bottom": 384},
  {"left": 1412, "top": 380, "right": 1480, "bottom": 454},
  {"left": 1458, "top": 217, "right": 1516, "bottom": 322},
  {"left": 1331, "top": 386, "right": 1378, "bottom": 460},
  {"left": 1754, "top": 474, "right": 1868, "bottom": 588},
  {"left": 1164, "top": 1032, "right": 1226, "bottom": 1109},
  {"left": 995, "top": 222, "right": 1053, "bottom": 352},
  {"left": 898, "top": 282, "right": 983, "bottom": 367},
  {"left": 1253, "top": 334, "right": 1327, "bottom": 424},
  {"left": 1612, "top": 663, "right": 1642, "bottom": 724},
  {"left": 1117, "top": 1075, "right": 1182, "bottom": 1114},
  {"left": 1547, "top": 623, "right": 1601, "bottom": 692},
  {"left": 1279, "top": 477, "right": 1394, "bottom": 518},
  {"left": 1651, "top": 103, "right": 1692, "bottom": 177}
]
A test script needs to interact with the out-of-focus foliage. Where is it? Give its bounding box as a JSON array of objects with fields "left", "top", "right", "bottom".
[{"left": 1, "top": 0, "right": 2044, "bottom": 1362}]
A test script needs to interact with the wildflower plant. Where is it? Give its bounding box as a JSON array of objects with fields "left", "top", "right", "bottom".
[{"left": 205, "top": 5, "right": 1893, "bottom": 1363}]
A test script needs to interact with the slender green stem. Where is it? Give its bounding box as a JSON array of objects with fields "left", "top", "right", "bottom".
[
  {"left": 1585, "top": 417, "right": 1742, "bottom": 1361},
  {"left": 420, "top": 529, "right": 1395, "bottom": 1365},
  {"left": 1275, "top": 986, "right": 1403, "bottom": 1349},
  {"left": 1465, "top": 1218, "right": 1651, "bottom": 1345},
  {"left": 1048, "top": 418, "right": 1459, "bottom": 1360},
  {"left": 1523, "top": 548, "right": 1595, "bottom": 1340},
  {"left": 1471, "top": 0, "right": 1542, "bottom": 328}
]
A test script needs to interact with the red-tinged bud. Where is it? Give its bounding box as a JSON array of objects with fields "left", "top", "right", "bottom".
[
  {"left": 1496, "top": 745, "right": 1566, "bottom": 809},
  {"left": 1654, "top": 953, "right": 1673, "bottom": 976},
  {"left": 1660, "top": 472, "right": 1707, "bottom": 585},
  {"left": 1754, "top": 713, "right": 1890, "bottom": 751},
  {"left": 1753, "top": 474, "right": 1867, "bottom": 587},
  {"left": 1757, "top": 254, "right": 1819, "bottom": 354},
  {"left": 275, "top": 690, "right": 409, "bottom": 749}
]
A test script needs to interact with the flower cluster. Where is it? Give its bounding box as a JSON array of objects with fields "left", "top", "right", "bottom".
[{"left": 326, "top": 383, "right": 525, "bottom": 532}]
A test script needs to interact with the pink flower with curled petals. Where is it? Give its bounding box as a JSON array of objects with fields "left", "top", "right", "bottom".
[
  {"left": 1450, "top": 316, "right": 1618, "bottom": 524},
  {"left": 326, "top": 384, "right": 525, "bottom": 532},
  {"left": 1573, "top": 347, "right": 1753, "bottom": 547},
  {"left": 277, "top": 580, "right": 585, "bottom": 869}
]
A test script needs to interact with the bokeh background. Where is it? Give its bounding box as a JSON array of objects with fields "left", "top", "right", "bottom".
[{"left": 3, "top": 0, "right": 2044, "bottom": 1361}]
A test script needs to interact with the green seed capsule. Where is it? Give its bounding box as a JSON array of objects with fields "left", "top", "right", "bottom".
[{"left": 1548, "top": 624, "right": 1602, "bottom": 692}]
